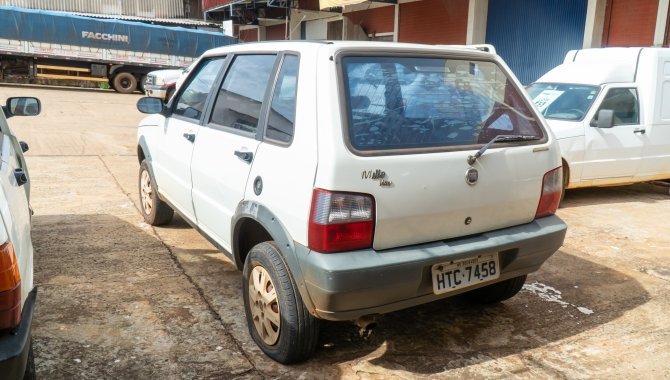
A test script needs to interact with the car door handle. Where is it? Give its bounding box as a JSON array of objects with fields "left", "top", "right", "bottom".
[
  {"left": 234, "top": 150, "right": 253, "bottom": 163},
  {"left": 634, "top": 128, "right": 646, "bottom": 135},
  {"left": 183, "top": 133, "right": 196, "bottom": 143},
  {"left": 14, "top": 168, "right": 28, "bottom": 186}
]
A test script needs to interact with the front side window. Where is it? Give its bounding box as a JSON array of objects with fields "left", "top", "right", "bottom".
[
  {"left": 266, "top": 55, "right": 299, "bottom": 143},
  {"left": 342, "top": 56, "right": 544, "bottom": 152},
  {"left": 527, "top": 83, "right": 600, "bottom": 121},
  {"left": 596, "top": 88, "right": 640, "bottom": 126},
  {"left": 173, "top": 58, "right": 225, "bottom": 121},
  {"left": 210, "top": 54, "right": 278, "bottom": 134}
]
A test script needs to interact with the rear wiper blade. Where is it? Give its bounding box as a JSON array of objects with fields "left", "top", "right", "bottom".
[{"left": 467, "top": 135, "right": 541, "bottom": 165}]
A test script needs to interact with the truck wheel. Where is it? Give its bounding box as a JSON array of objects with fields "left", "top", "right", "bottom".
[
  {"left": 466, "top": 275, "right": 527, "bottom": 304},
  {"left": 139, "top": 75, "right": 149, "bottom": 94},
  {"left": 113, "top": 72, "right": 137, "bottom": 94},
  {"left": 243, "top": 242, "right": 319, "bottom": 364},
  {"left": 139, "top": 160, "right": 173, "bottom": 225}
]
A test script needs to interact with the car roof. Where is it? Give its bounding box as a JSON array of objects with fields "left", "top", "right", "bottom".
[{"left": 200, "top": 40, "right": 496, "bottom": 60}]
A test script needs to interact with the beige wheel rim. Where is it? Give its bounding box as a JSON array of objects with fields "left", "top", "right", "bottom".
[
  {"left": 248, "top": 265, "right": 281, "bottom": 345},
  {"left": 140, "top": 170, "right": 153, "bottom": 215}
]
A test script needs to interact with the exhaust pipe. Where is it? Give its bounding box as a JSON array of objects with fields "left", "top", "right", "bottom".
[{"left": 354, "top": 315, "right": 378, "bottom": 338}]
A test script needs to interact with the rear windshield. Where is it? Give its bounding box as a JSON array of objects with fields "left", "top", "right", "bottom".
[{"left": 341, "top": 56, "right": 544, "bottom": 152}]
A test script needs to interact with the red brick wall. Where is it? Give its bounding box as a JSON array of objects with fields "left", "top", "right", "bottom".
[
  {"left": 345, "top": 6, "right": 395, "bottom": 35},
  {"left": 398, "top": 0, "right": 468, "bottom": 44},
  {"left": 602, "top": 0, "right": 658, "bottom": 46},
  {"left": 239, "top": 28, "right": 259, "bottom": 42},
  {"left": 203, "top": 0, "right": 236, "bottom": 10},
  {"left": 265, "top": 24, "right": 287, "bottom": 40}
]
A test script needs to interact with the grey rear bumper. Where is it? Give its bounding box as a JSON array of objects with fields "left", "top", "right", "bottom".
[{"left": 295, "top": 215, "right": 567, "bottom": 321}]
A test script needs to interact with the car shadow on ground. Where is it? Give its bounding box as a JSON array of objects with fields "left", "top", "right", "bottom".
[
  {"left": 31, "top": 213, "right": 650, "bottom": 377},
  {"left": 561, "top": 182, "right": 669, "bottom": 209}
]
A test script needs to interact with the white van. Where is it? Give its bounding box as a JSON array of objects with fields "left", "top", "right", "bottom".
[{"left": 528, "top": 47, "right": 670, "bottom": 192}]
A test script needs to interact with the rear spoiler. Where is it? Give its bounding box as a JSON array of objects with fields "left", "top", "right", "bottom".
[{"left": 435, "top": 44, "right": 497, "bottom": 54}]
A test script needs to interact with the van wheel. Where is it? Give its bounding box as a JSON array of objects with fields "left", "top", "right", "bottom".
[
  {"left": 467, "top": 275, "right": 527, "bottom": 304},
  {"left": 243, "top": 242, "right": 319, "bottom": 364},
  {"left": 560, "top": 162, "right": 569, "bottom": 204},
  {"left": 113, "top": 72, "right": 137, "bottom": 94},
  {"left": 139, "top": 161, "right": 173, "bottom": 225}
]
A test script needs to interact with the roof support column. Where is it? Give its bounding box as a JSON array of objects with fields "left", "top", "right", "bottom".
[
  {"left": 393, "top": 3, "right": 399, "bottom": 42},
  {"left": 583, "top": 0, "right": 607, "bottom": 48},
  {"left": 655, "top": 0, "right": 670, "bottom": 46},
  {"left": 466, "top": 0, "right": 488, "bottom": 45}
]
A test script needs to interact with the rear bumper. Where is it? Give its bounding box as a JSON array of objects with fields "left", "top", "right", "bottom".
[
  {"left": 0, "top": 287, "right": 37, "bottom": 380},
  {"left": 296, "top": 215, "right": 567, "bottom": 321}
]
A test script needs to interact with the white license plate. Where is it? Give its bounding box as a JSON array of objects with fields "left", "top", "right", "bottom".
[{"left": 431, "top": 253, "right": 500, "bottom": 295}]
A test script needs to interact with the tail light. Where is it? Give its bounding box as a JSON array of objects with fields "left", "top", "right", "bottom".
[
  {"left": 308, "top": 189, "right": 375, "bottom": 253},
  {"left": 0, "top": 242, "right": 21, "bottom": 331},
  {"left": 535, "top": 167, "right": 562, "bottom": 219}
]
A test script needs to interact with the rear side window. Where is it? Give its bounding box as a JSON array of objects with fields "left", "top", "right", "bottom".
[
  {"left": 210, "top": 54, "right": 277, "bottom": 134},
  {"left": 342, "top": 56, "right": 544, "bottom": 152},
  {"left": 266, "top": 55, "right": 299, "bottom": 143},
  {"left": 173, "top": 58, "right": 225, "bottom": 121}
]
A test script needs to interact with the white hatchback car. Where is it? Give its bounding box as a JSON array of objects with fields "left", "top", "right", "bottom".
[
  {"left": 136, "top": 41, "right": 568, "bottom": 363},
  {"left": 0, "top": 97, "right": 39, "bottom": 379}
]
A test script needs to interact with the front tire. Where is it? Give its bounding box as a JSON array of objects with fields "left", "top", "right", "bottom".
[
  {"left": 139, "top": 160, "right": 173, "bottom": 226},
  {"left": 466, "top": 275, "right": 527, "bottom": 304},
  {"left": 243, "top": 242, "right": 319, "bottom": 364}
]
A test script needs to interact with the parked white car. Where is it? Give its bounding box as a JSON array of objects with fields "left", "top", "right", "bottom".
[
  {"left": 528, "top": 47, "right": 670, "bottom": 192},
  {"left": 0, "top": 97, "right": 39, "bottom": 380},
  {"left": 135, "top": 41, "right": 567, "bottom": 363}
]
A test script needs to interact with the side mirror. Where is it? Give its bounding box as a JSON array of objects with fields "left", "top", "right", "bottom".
[
  {"left": 6, "top": 97, "right": 41, "bottom": 117},
  {"left": 590, "top": 109, "right": 614, "bottom": 128},
  {"left": 137, "top": 97, "right": 164, "bottom": 114},
  {"left": 19, "top": 141, "right": 29, "bottom": 153}
]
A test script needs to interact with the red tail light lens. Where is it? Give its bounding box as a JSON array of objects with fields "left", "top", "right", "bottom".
[
  {"left": 535, "top": 167, "right": 563, "bottom": 219},
  {"left": 308, "top": 189, "right": 375, "bottom": 253},
  {"left": 0, "top": 242, "right": 21, "bottom": 331}
]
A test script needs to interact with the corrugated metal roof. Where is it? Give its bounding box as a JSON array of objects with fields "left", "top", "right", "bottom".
[
  {"left": 0, "top": 0, "right": 184, "bottom": 18},
  {"left": 67, "top": 11, "right": 221, "bottom": 27}
]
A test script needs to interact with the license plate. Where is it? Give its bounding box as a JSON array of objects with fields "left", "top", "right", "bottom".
[{"left": 431, "top": 253, "right": 500, "bottom": 295}]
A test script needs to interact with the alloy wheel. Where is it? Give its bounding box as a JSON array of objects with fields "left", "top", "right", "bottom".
[{"left": 248, "top": 265, "right": 281, "bottom": 345}]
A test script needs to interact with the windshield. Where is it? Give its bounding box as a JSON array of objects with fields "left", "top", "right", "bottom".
[
  {"left": 342, "top": 56, "right": 544, "bottom": 152},
  {"left": 527, "top": 83, "right": 600, "bottom": 121}
]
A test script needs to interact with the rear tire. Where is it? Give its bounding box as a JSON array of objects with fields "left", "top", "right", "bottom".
[
  {"left": 139, "top": 160, "right": 173, "bottom": 226},
  {"left": 243, "top": 242, "right": 319, "bottom": 364},
  {"left": 466, "top": 275, "right": 527, "bottom": 304},
  {"left": 113, "top": 72, "right": 137, "bottom": 94},
  {"left": 23, "top": 338, "right": 35, "bottom": 380}
]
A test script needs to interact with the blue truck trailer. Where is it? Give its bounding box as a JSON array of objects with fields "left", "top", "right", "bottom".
[{"left": 0, "top": 6, "right": 237, "bottom": 93}]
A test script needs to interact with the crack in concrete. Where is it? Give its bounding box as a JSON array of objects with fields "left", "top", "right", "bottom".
[{"left": 97, "top": 155, "right": 267, "bottom": 378}]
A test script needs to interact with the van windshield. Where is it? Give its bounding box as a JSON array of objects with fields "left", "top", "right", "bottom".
[
  {"left": 527, "top": 83, "right": 600, "bottom": 121},
  {"left": 341, "top": 56, "right": 544, "bottom": 152}
]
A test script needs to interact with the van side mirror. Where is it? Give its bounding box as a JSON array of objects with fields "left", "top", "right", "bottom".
[
  {"left": 5, "top": 97, "right": 41, "bottom": 118},
  {"left": 590, "top": 109, "right": 614, "bottom": 128},
  {"left": 137, "top": 97, "right": 164, "bottom": 114}
]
